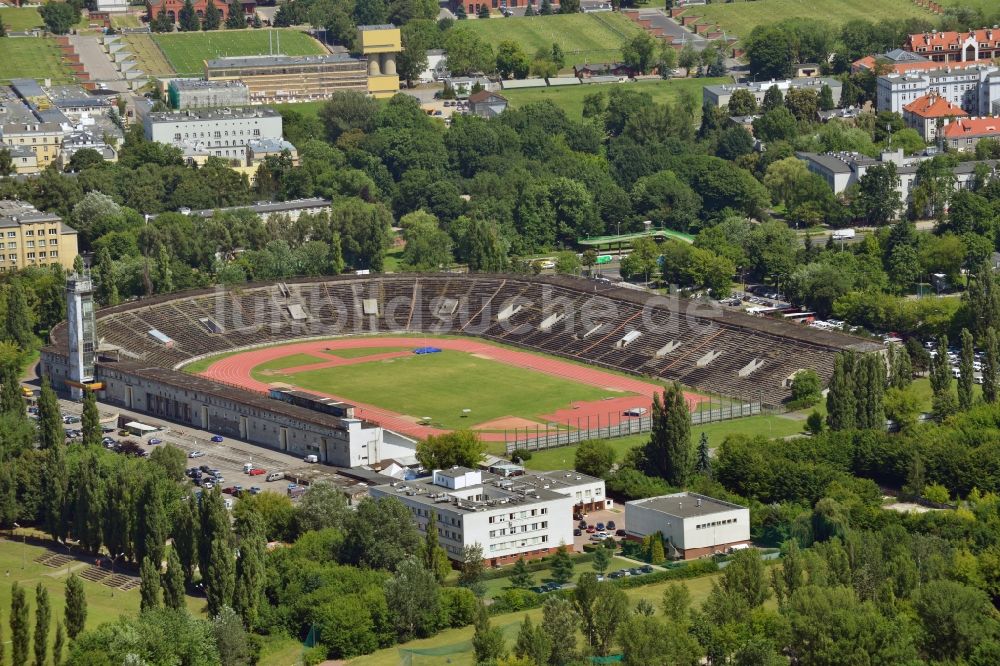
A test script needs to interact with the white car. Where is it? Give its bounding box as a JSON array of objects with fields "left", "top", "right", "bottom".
[{"left": 188, "top": 451, "right": 205, "bottom": 458}]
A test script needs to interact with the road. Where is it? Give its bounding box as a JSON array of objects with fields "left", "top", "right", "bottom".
[
  {"left": 634, "top": 8, "right": 709, "bottom": 51},
  {"left": 67, "top": 35, "right": 130, "bottom": 92}
]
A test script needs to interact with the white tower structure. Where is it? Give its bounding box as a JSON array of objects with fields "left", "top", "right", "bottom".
[{"left": 65, "top": 273, "right": 96, "bottom": 400}]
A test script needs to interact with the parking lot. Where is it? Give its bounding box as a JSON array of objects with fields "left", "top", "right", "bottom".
[
  {"left": 573, "top": 505, "right": 626, "bottom": 551},
  {"left": 55, "top": 398, "right": 320, "bottom": 502}
]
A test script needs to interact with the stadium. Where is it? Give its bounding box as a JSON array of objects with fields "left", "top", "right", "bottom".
[{"left": 41, "top": 273, "right": 879, "bottom": 466}]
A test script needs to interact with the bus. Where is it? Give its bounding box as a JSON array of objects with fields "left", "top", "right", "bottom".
[{"left": 595, "top": 255, "right": 612, "bottom": 265}]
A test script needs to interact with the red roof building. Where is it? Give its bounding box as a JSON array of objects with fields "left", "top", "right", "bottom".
[
  {"left": 942, "top": 117, "right": 1000, "bottom": 151},
  {"left": 902, "top": 93, "right": 968, "bottom": 140},
  {"left": 905, "top": 28, "right": 1000, "bottom": 62},
  {"left": 148, "top": 0, "right": 255, "bottom": 24}
]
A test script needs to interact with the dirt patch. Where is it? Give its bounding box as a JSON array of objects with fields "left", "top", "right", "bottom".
[
  {"left": 471, "top": 353, "right": 494, "bottom": 361},
  {"left": 473, "top": 416, "right": 557, "bottom": 431}
]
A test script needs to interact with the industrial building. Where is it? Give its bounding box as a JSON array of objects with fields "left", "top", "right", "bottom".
[
  {"left": 625, "top": 492, "right": 750, "bottom": 560},
  {"left": 358, "top": 24, "right": 401, "bottom": 98},
  {"left": 0, "top": 201, "right": 79, "bottom": 272},
  {"left": 167, "top": 79, "right": 251, "bottom": 110}
]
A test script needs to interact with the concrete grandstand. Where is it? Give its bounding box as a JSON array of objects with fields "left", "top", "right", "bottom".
[{"left": 41, "top": 274, "right": 879, "bottom": 465}]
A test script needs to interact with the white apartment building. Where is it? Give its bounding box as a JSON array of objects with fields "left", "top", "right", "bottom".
[
  {"left": 370, "top": 467, "right": 583, "bottom": 566},
  {"left": 876, "top": 64, "right": 1000, "bottom": 114},
  {"left": 625, "top": 492, "right": 750, "bottom": 560},
  {"left": 143, "top": 107, "right": 284, "bottom": 162}
]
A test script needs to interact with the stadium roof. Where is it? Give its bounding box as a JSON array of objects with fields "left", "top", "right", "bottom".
[{"left": 205, "top": 53, "right": 362, "bottom": 69}]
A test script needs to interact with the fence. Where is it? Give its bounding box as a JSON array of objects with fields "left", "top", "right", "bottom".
[{"left": 503, "top": 399, "right": 762, "bottom": 454}]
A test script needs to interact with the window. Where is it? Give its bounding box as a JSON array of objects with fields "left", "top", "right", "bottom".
[
  {"left": 48, "top": 228, "right": 57, "bottom": 235},
  {"left": 26, "top": 241, "right": 33, "bottom": 248},
  {"left": 26, "top": 253, "right": 34, "bottom": 259},
  {"left": 24, "top": 230, "right": 32, "bottom": 236},
  {"left": 6, "top": 232, "right": 14, "bottom": 238},
  {"left": 8, "top": 255, "right": 14, "bottom": 261},
  {"left": 50, "top": 252, "right": 57, "bottom": 258}
]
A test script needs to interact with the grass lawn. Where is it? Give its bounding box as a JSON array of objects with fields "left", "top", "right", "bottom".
[
  {"left": 110, "top": 14, "right": 143, "bottom": 29},
  {"left": 516, "top": 413, "right": 806, "bottom": 469},
  {"left": 0, "top": 537, "right": 204, "bottom": 651},
  {"left": 503, "top": 77, "right": 730, "bottom": 119},
  {"left": 460, "top": 13, "right": 645, "bottom": 68},
  {"left": 0, "top": 36, "right": 72, "bottom": 84},
  {"left": 324, "top": 346, "right": 410, "bottom": 359},
  {"left": 478, "top": 556, "right": 637, "bottom": 600},
  {"left": 153, "top": 28, "right": 325, "bottom": 76},
  {"left": 689, "top": 0, "right": 933, "bottom": 42},
  {"left": 273, "top": 100, "right": 326, "bottom": 121},
  {"left": 0, "top": 7, "right": 43, "bottom": 30},
  {"left": 123, "top": 33, "right": 176, "bottom": 76},
  {"left": 349, "top": 571, "right": 722, "bottom": 666},
  {"left": 259, "top": 349, "right": 631, "bottom": 430}
]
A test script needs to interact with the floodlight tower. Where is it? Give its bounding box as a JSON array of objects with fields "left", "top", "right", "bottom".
[{"left": 65, "top": 272, "right": 96, "bottom": 401}]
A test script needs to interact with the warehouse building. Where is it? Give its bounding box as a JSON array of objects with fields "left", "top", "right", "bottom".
[{"left": 625, "top": 492, "right": 750, "bottom": 560}]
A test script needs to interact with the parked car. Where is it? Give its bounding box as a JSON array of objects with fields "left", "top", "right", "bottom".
[
  {"left": 606, "top": 521, "right": 616, "bottom": 530},
  {"left": 615, "top": 529, "right": 627, "bottom": 537},
  {"left": 586, "top": 526, "right": 596, "bottom": 533},
  {"left": 266, "top": 471, "right": 284, "bottom": 482},
  {"left": 202, "top": 480, "right": 214, "bottom": 490},
  {"left": 304, "top": 454, "right": 318, "bottom": 463},
  {"left": 608, "top": 571, "right": 626, "bottom": 579},
  {"left": 573, "top": 528, "right": 582, "bottom": 536},
  {"left": 640, "top": 565, "right": 654, "bottom": 574},
  {"left": 578, "top": 520, "right": 587, "bottom": 529},
  {"left": 249, "top": 486, "right": 262, "bottom": 495},
  {"left": 248, "top": 468, "right": 266, "bottom": 476},
  {"left": 222, "top": 487, "right": 236, "bottom": 495},
  {"left": 148, "top": 438, "right": 162, "bottom": 445},
  {"left": 188, "top": 451, "right": 205, "bottom": 458},
  {"left": 210, "top": 435, "right": 224, "bottom": 443},
  {"left": 199, "top": 464, "right": 212, "bottom": 473},
  {"left": 596, "top": 522, "right": 605, "bottom": 531},
  {"left": 118, "top": 429, "right": 130, "bottom": 436}
]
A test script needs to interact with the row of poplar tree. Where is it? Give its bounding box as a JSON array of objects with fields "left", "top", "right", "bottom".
[{"left": 1, "top": 574, "right": 87, "bottom": 666}]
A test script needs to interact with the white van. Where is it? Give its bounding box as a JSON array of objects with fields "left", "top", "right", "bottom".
[
  {"left": 266, "top": 471, "right": 284, "bottom": 482},
  {"left": 304, "top": 454, "right": 319, "bottom": 464},
  {"left": 243, "top": 462, "right": 253, "bottom": 474}
]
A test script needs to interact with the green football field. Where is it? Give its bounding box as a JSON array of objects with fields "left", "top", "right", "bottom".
[
  {"left": 250, "top": 349, "right": 631, "bottom": 430},
  {"left": 460, "top": 13, "right": 645, "bottom": 68},
  {"left": 0, "top": 36, "right": 72, "bottom": 84},
  {"left": 689, "top": 0, "right": 934, "bottom": 41},
  {"left": 152, "top": 28, "right": 325, "bottom": 76}
]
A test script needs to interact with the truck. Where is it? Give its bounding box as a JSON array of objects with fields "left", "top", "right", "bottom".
[{"left": 831, "top": 228, "right": 856, "bottom": 241}]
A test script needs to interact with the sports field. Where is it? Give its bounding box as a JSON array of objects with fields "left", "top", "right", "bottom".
[
  {"left": 502, "top": 76, "right": 730, "bottom": 119},
  {"left": 0, "top": 36, "right": 72, "bottom": 84},
  {"left": 461, "top": 13, "right": 645, "bottom": 68},
  {"left": 123, "top": 33, "right": 175, "bottom": 76},
  {"left": 687, "top": 0, "right": 933, "bottom": 41},
  {"left": 152, "top": 28, "right": 325, "bottom": 76},
  {"left": 0, "top": 6, "right": 43, "bottom": 30},
  {"left": 195, "top": 336, "right": 707, "bottom": 440}
]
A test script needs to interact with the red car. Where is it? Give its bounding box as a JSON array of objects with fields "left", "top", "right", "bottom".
[
  {"left": 586, "top": 526, "right": 596, "bottom": 533},
  {"left": 221, "top": 486, "right": 236, "bottom": 495},
  {"left": 248, "top": 468, "right": 266, "bottom": 476}
]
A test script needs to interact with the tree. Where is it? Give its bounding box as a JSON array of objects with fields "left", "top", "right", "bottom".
[
  {"left": 472, "top": 603, "right": 507, "bottom": 663},
  {"left": 233, "top": 509, "right": 266, "bottom": 630},
  {"left": 444, "top": 29, "right": 495, "bottom": 76},
  {"left": 540, "top": 596, "right": 578, "bottom": 666},
  {"left": 202, "top": 0, "right": 221, "bottom": 29},
  {"left": 574, "top": 439, "right": 615, "bottom": 478},
  {"left": 135, "top": 477, "right": 168, "bottom": 570},
  {"left": 459, "top": 544, "right": 486, "bottom": 597},
  {"left": 178, "top": 0, "right": 201, "bottom": 31},
  {"left": 416, "top": 430, "right": 485, "bottom": 470},
  {"left": 213, "top": 606, "right": 256, "bottom": 666},
  {"left": 462, "top": 218, "right": 508, "bottom": 272},
  {"left": 913, "top": 580, "right": 993, "bottom": 663},
  {"left": 558, "top": 0, "right": 580, "bottom": 12},
  {"left": 591, "top": 584, "right": 628, "bottom": 657},
  {"left": 770, "top": 539, "right": 804, "bottom": 607},
  {"left": 39, "top": 2, "right": 79, "bottom": 34},
  {"left": 761, "top": 85, "right": 784, "bottom": 112},
  {"left": 540, "top": 0, "right": 553, "bottom": 15},
  {"left": 888, "top": 344, "right": 913, "bottom": 390},
  {"left": 7, "top": 279, "right": 36, "bottom": 349},
  {"left": 225, "top": 0, "right": 246, "bottom": 28},
  {"left": 746, "top": 26, "right": 794, "bottom": 79},
  {"left": 205, "top": 538, "right": 235, "bottom": 617},
  {"left": 37, "top": 377, "right": 62, "bottom": 450},
  {"left": 573, "top": 573, "right": 600, "bottom": 648},
  {"left": 784, "top": 87, "right": 818, "bottom": 122},
  {"left": 550, "top": 544, "right": 573, "bottom": 586},
  {"left": 510, "top": 557, "right": 534, "bottom": 589},
  {"left": 720, "top": 548, "right": 770, "bottom": 609},
  {"left": 11, "top": 582, "right": 29, "bottom": 666},
  {"left": 643, "top": 384, "right": 691, "bottom": 486},
  {"left": 174, "top": 496, "right": 199, "bottom": 586},
  {"left": 984, "top": 327, "right": 999, "bottom": 403},
  {"left": 826, "top": 352, "right": 857, "bottom": 431},
  {"left": 496, "top": 40, "right": 530, "bottom": 79},
  {"left": 819, "top": 84, "right": 835, "bottom": 111},
  {"left": 81, "top": 388, "right": 100, "bottom": 447},
  {"left": 0, "top": 15, "right": 6, "bottom": 38},
  {"left": 856, "top": 162, "right": 902, "bottom": 225},
  {"left": 515, "top": 614, "right": 550, "bottom": 666},
  {"left": 752, "top": 107, "right": 798, "bottom": 143},
  {"left": 140, "top": 556, "right": 161, "bottom": 612},
  {"left": 342, "top": 497, "right": 420, "bottom": 571},
  {"left": 400, "top": 211, "right": 453, "bottom": 271},
  {"left": 162, "top": 548, "right": 186, "bottom": 611},
  {"left": 958, "top": 327, "right": 975, "bottom": 410},
  {"left": 64, "top": 574, "right": 86, "bottom": 639},
  {"left": 791, "top": 369, "right": 822, "bottom": 406},
  {"left": 384, "top": 557, "right": 441, "bottom": 640},
  {"left": 34, "top": 583, "right": 50, "bottom": 666},
  {"left": 477, "top": 3, "right": 490, "bottom": 18},
  {"left": 53, "top": 622, "right": 65, "bottom": 666},
  {"left": 319, "top": 91, "right": 378, "bottom": 143},
  {"left": 622, "top": 33, "right": 656, "bottom": 74},
  {"left": 695, "top": 433, "right": 711, "bottom": 478},
  {"left": 592, "top": 547, "right": 610, "bottom": 575},
  {"left": 678, "top": 43, "right": 698, "bottom": 76}
]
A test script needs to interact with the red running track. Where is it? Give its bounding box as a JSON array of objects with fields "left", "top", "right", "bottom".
[{"left": 198, "top": 337, "right": 706, "bottom": 442}]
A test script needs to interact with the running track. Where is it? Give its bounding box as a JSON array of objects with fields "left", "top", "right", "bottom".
[{"left": 198, "top": 337, "right": 706, "bottom": 442}]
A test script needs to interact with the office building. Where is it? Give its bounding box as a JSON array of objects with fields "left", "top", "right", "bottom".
[
  {"left": 167, "top": 79, "right": 251, "bottom": 110},
  {"left": 0, "top": 201, "right": 79, "bottom": 271},
  {"left": 370, "top": 467, "right": 607, "bottom": 565},
  {"left": 703, "top": 78, "right": 842, "bottom": 109},
  {"left": 143, "top": 107, "right": 283, "bottom": 161},
  {"left": 0, "top": 122, "right": 62, "bottom": 169},
  {"left": 205, "top": 53, "right": 369, "bottom": 104},
  {"left": 625, "top": 492, "right": 750, "bottom": 560}
]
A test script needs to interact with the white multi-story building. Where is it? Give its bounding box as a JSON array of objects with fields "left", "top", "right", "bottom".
[
  {"left": 143, "top": 107, "right": 284, "bottom": 162},
  {"left": 625, "top": 492, "right": 750, "bottom": 560},
  {"left": 876, "top": 64, "right": 1000, "bottom": 114},
  {"left": 703, "top": 78, "right": 843, "bottom": 109},
  {"left": 370, "top": 467, "right": 605, "bottom": 566}
]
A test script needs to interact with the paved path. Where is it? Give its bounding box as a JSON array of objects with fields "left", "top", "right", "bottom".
[
  {"left": 636, "top": 8, "right": 709, "bottom": 51},
  {"left": 67, "top": 34, "right": 129, "bottom": 91}
]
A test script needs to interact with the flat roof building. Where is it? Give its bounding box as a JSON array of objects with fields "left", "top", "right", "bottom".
[
  {"left": 167, "top": 79, "right": 251, "bottom": 110},
  {"left": 205, "top": 53, "right": 369, "bottom": 104},
  {"left": 0, "top": 122, "right": 62, "bottom": 170},
  {"left": 0, "top": 200, "right": 79, "bottom": 272},
  {"left": 370, "top": 467, "right": 605, "bottom": 565},
  {"left": 625, "top": 492, "right": 750, "bottom": 560},
  {"left": 143, "top": 107, "right": 284, "bottom": 163},
  {"left": 703, "top": 78, "right": 842, "bottom": 109}
]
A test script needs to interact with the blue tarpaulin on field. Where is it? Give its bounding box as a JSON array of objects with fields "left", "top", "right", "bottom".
[{"left": 413, "top": 347, "right": 442, "bottom": 355}]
